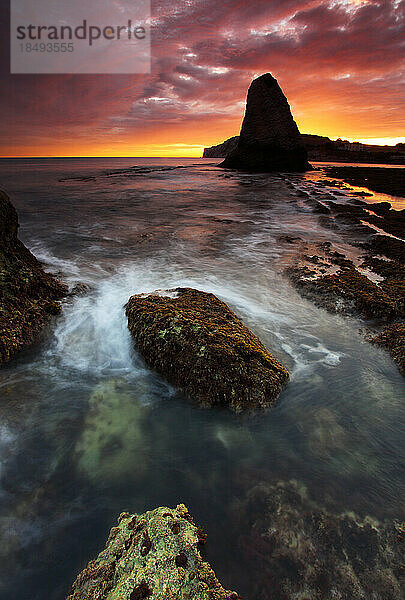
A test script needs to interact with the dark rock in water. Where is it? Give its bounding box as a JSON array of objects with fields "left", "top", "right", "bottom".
[
  {"left": 362, "top": 235, "right": 405, "bottom": 263},
  {"left": 203, "top": 136, "right": 239, "bottom": 158},
  {"left": 323, "top": 166, "right": 405, "bottom": 198},
  {"left": 368, "top": 201, "right": 392, "bottom": 215},
  {"left": 235, "top": 480, "right": 404, "bottom": 600},
  {"left": 126, "top": 287, "right": 288, "bottom": 412},
  {"left": 372, "top": 323, "right": 405, "bottom": 374},
  {"left": 220, "top": 73, "right": 311, "bottom": 172},
  {"left": 68, "top": 282, "right": 91, "bottom": 297},
  {"left": 0, "top": 190, "right": 67, "bottom": 363},
  {"left": 285, "top": 212, "right": 404, "bottom": 323},
  {"left": 66, "top": 504, "right": 240, "bottom": 600}
]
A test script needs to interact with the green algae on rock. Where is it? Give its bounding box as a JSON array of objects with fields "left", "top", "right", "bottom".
[
  {"left": 66, "top": 504, "right": 240, "bottom": 600},
  {"left": 125, "top": 288, "right": 289, "bottom": 412},
  {"left": 0, "top": 190, "right": 67, "bottom": 363}
]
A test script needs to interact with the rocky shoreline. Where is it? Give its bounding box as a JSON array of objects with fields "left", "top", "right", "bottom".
[
  {"left": 284, "top": 183, "right": 405, "bottom": 374},
  {"left": 0, "top": 190, "right": 67, "bottom": 364},
  {"left": 1, "top": 157, "right": 404, "bottom": 599},
  {"left": 204, "top": 137, "right": 405, "bottom": 168}
]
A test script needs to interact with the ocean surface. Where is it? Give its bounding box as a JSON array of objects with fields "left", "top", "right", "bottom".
[{"left": 0, "top": 157, "right": 404, "bottom": 599}]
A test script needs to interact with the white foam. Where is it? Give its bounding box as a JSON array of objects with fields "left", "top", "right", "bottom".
[{"left": 137, "top": 289, "right": 180, "bottom": 299}]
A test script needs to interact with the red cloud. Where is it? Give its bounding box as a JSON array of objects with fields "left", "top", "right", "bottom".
[{"left": 0, "top": 0, "right": 403, "bottom": 155}]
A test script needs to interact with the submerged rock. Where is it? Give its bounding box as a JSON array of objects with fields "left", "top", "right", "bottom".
[
  {"left": 68, "top": 282, "right": 91, "bottom": 297},
  {"left": 74, "top": 379, "right": 150, "bottom": 484},
  {"left": 66, "top": 504, "right": 240, "bottom": 600},
  {"left": 234, "top": 480, "right": 404, "bottom": 600},
  {"left": 221, "top": 73, "right": 310, "bottom": 172},
  {"left": 0, "top": 190, "right": 67, "bottom": 363},
  {"left": 126, "top": 288, "right": 289, "bottom": 412}
]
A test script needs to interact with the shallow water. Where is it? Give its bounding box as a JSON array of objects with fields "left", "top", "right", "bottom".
[{"left": 0, "top": 158, "right": 404, "bottom": 599}]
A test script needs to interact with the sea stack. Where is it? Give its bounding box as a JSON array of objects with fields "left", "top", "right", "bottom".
[
  {"left": 221, "top": 73, "right": 311, "bottom": 172},
  {"left": 126, "top": 287, "right": 289, "bottom": 412}
]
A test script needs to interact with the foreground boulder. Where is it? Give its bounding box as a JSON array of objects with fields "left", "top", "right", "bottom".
[
  {"left": 221, "top": 73, "right": 310, "bottom": 172},
  {"left": 0, "top": 190, "right": 67, "bottom": 363},
  {"left": 126, "top": 288, "right": 288, "bottom": 411},
  {"left": 66, "top": 504, "right": 239, "bottom": 600}
]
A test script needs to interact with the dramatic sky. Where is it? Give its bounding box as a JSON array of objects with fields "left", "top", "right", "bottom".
[{"left": 1, "top": 0, "right": 404, "bottom": 156}]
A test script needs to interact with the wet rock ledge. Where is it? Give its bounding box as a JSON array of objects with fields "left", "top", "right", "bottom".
[
  {"left": 0, "top": 190, "right": 67, "bottom": 363},
  {"left": 285, "top": 193, "right": 405, "bottom": 375},
  {"left": 126, "top": 287, "right": 289, "bottom": 412},
  {"left": 66, "top": 504, "right": 240, "bottom": 600}
]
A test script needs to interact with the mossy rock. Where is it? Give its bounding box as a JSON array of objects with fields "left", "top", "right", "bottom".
[
  {"left": 66, "top": 504, "right": 240, "bottom": 600},
  {"left": 125, "top": 288, "right": 289, "bottom": 412},
  {"left": 286, "top": 233, "right": 404, "bottom": 374},
  {"left": 372, "top": 323, "right": 405, "bottom": 375},
  {"left": 0, "top": 190, "right": 67, "bottom": 363},
  {"left": 288, "top": 265, "right": 400, "bottom": 321}
]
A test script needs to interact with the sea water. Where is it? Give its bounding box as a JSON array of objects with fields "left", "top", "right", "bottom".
[{"left": 0, "top": 158, "right": 403, "bottom": 599}]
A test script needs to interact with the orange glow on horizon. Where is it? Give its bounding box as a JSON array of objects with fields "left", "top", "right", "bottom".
[
  {"left": 2, "top": 113, "right": 403, "bottom": 158},
  {"left": 1, "top": 89, "right": 403, "bottom": 158}
]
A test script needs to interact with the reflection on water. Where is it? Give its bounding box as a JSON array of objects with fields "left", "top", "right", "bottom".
[{"left": 0, "top": 158, "right": 403, "bottom": 600}]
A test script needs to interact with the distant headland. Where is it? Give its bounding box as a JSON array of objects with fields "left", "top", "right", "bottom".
[{"left": 204, "top": 133, "right": 405, "bottom": 165}]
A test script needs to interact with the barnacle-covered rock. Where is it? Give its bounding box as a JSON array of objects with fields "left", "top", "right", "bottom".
[
  {"left": 66, "top": 504, "right": 240, "bottom": 600},
  {"left": 125, "top": 288, "right": 289, "bottom": 412},
  {"left": 0, "top": 190, "right": 67, "bottom": 363}
]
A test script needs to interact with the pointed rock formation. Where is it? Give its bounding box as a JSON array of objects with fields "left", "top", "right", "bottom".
[{"left": 221, "top": 73, "right": 311, "bottom": 172}]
